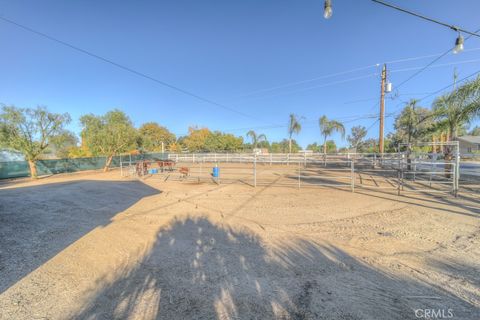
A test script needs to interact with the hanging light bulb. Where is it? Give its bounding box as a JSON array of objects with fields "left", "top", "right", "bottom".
[
  {"left": 324, "top": 0, "right": 333, "bottom": 19},
  {"left": 453, "top": 34, "right": 464, "bottom": 54}
]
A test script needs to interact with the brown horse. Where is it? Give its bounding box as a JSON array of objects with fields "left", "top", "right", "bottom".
[
  {"left": 157, "top": 160, "right": 176, "bottom": 172},
  {"left": 179, "top": 167, "right": 190, "bottom": 179},
  {"left": 135, "top": 160, "right": 150, "bottom": 176}
]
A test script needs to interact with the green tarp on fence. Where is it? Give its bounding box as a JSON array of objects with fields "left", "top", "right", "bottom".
[{"left": 0, "top": 153, "right": 168, "bottom": 179}]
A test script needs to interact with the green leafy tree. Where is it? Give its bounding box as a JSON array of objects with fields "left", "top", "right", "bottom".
[
  {"left": 271, "top": 139, "right": 300, "bottom": 153},
  {"left": 80, "top": 109, "right": 137, "bottom": 171},
  {"left": 138, "top": 122, "right": 176, "bottom": 152},
  {"left": 67, "top": 144, "right": 93, "bottom": 158},
  {"left": 321, "top": 140, "right": 337, "bottom": 153},
  {"left": 347, "top": 125, "right": 367, "bottom": 150},
  {"left": 319, "top": 115, "right": 345, "bottom": 154},
  {"left": 181, "top": 127, "right": 243, "bottom": 152},
  {"left": 384, "top": 133, "right": 398, "bottom": 153},
  {"left": 205, "top": 131, "right": 244, "bottom": 152},
  {"left": 246, "top": 130, "right": 267, "bottom": 149},
  {"left": 0, "top": 105, "right": 71, "bottom": 178},
  {"left": 469, "top": 126, "right": 480, "bottom": 136},
  {"left": 288, "top": 114, "right": 302, "bottom": 153},
  {"left": 394, "top": 100, "right": 433, "bottom": 146},
  {"left": 361, "top": 138, "right": 378, "bottom": 153},
  {"left": 393, "top": 100, "right": 435, "bottom": 169},
  {"left": 49, "top": 131, "right": 79, "bottom": 159},
  {"left": 306, "top": 142, "right": 321, "bottom": 152},
  {"left": 256, "top": 140, "right": 270, "bottom": 149},
  {"left": 181, "top": 127, "right": 212, "bottom": 152}
]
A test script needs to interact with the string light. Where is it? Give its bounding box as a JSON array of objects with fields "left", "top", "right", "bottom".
[
  {"left": 324, "top": 0, "right": 333, "bottom": 19},
  {"left": 453, "top": 34, "right": 464, "bottom": 54},
  {"left": 372, "top": 0, "right": 480, "bottom": 55}
]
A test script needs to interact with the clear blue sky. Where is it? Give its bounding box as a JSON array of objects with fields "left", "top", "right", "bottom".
[{"left": 1, "top": 0, "right": 480, "bottom": 148}]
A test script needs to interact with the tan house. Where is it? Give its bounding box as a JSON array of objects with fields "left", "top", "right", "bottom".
[{"left": 457, "top": 136, "right": 480, "bottom": 154}]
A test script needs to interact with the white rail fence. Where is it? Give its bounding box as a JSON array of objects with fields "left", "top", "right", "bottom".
[{"left": 121, "top": 152, "right": 460, "bottom": 196}]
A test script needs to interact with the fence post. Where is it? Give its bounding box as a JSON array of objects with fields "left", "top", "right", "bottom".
[
  {"left": 397, "top": 152, "right": 402, "bottom": 195},
  {"left": 120, "top": 155, "right": 123, "bottom": 177},
  {"left": 351, "top": 160, "right": 355, "bottom": 193},
  {"left": 254, "top": 154, "right": 257, "bottom": 188},
  {"left": 193, "top": 153, "right": 195, "bottom": 163},
  {"left": 452, "top": 162, "right": 456, "bottom": 197},
  {"left": 401, "top": 155, "right": 405, "bottom": 191},
  {"left": 298, "top": 161, "right": 301, "bottom": 189},
  {"left": 455, "top": 144, "right": 460, "bottom": 197},
  {"left": 397, "top": 168, "right": 401, "bottom": 196},
  {"left": 270, "top": 154, "right": 272, "bottom": 166},
  {"left": 413, "top": 162, "right": 416, "bottom": 181}
]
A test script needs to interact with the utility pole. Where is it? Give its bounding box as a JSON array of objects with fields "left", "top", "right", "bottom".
[{"left": 379, "top": 64, "right": 387, "bottom": 154}]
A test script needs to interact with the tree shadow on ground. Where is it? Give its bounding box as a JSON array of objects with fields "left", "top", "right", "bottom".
[
  {"left": 0, "top": 180, "right": 160, "bottom": 293},
  {"left": 73, "top": 216, "right": 478, "bottom": 319}
]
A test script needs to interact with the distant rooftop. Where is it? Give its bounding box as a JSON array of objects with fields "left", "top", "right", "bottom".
[{"left": 458, "top": 136, "right": 480, "bottom": 144}]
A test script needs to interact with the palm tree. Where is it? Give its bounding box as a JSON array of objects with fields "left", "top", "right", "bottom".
[
  {"left": 319, "top": 115, "right": 345, "bottom": 154},
  {"left": 432, "top": 76, "right": 480, "bottom": 177},
  {"left": 288, "top": 114, "right": 302, "bottom": 153},
  {"left": 432, "top": 77, "right": 480, "bottom": 142},
  {"left": 246, "top": 130, "right": 267, "bottom": 149}
]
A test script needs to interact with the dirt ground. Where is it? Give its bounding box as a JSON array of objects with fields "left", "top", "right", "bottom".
[{"left": 0, "top": 167, "right": 479, "bottom": 319}]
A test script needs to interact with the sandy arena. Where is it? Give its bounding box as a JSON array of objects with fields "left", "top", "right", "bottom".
[{"left": 0, "top": 168, "right": 479, "bottom": 319}]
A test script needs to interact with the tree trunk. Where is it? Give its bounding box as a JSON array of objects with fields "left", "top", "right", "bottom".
[
  {"left": 28, "top": 160, "right": 38, "bottom": 179},
  {"left": 444, "top": 130, "right": 454, "bottom": 179},
  {"left": 323, "top": 139, "right": 327, "bottom": 155},
  {"left": 289, "top": 139, "right": 292, "bottom": 154},
  {"left": 440, "top": 133, "right": 445, "bottom": 153},
  {"left": 104, "top": 155, "right": 113, "bottom": 172}
]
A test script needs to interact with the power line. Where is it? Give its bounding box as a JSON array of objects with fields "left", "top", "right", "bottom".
[
  {"left": 261, "top": 57, "right": 480, "bottom": 104},
  {"left": 0, "top": 14, "right": 404, "bottom": 143},
  {"left": 369, "top": 0, "right": 480, "bottom": 92},
  {"left": 372, "top": 0, "right": 480, "bottom": 37},
  {"left": 416, "top": 69, "right": 480, "bottom": 103},
  {"left": 383, "top": 47, "right": 480, "bottom": 64},
  {"left": 235, "top": 64, "right": 380, "bottom": 99},
  {"left": 238, "top": 73, "right": 378, "bottom": 101},
  {"left": 233, "top": 48, "right": 480, "bottom": 101},
  {"left": 390, "top": 58, "right": 480, "bottom": 74},
  {"left": 266, "top": 57, "right": 480, "bottom": 101},
  {"left": 0, "top": 15, "right": 273, "bottom": 125},
  {"left": 365, "top": 118, "right": 380, "bottom": 134},
  {"left": 383, "top": 11, "right": 480, "bottom": 92},
  {"left": 343, "top": 92, "right": 433, "bottom": 105},
  {"left": 391, "top": 68, "right": 480, "bottom": 115}
]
